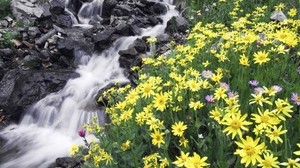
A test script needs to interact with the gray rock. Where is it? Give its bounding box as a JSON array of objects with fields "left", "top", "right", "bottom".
[
  {"left": 0, "top": 69, "right": 78, "bottom": 122},
  {"left": 165, "top": 16, "right": 189, "bottom": 34},
  {"left": 102, "top": 0, "right": 118, "bottom": 17},
  {"left": 28, "top": 27, "right": 41, "bottom": 38}
]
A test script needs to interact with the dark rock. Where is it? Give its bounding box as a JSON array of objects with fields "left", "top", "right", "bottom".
[
  {"left": 28, "top": 27, "right": 41, "bottom": 38},
  {"left": 0, "top": 69, "right": 78, "bottom": 122},
  {"left": 22, "top": 32, "right": 29, "bottom": 41},
  {"left": 165, "top": 16, "right": 189, "bottom": 34},
  {"left": 129, "top": 38, "right": 147, "bottom": 53},
  {"left": 35, "top": 29, "right": 57, "bottom": 47},
  {"left": 40, "top": 49, "right": 52, "bottom": 61},
  {"left": 53, "top": 157, "right": 82, "bottom": 168},
  {"left": 112, "top": 4, "right": 132, "bottom": 16},
  {"left": 21, "top": 53, "right": 43, "bottom": 69},
  {"left": 56, "top": 37, "right": 76, "bottom": 58},
  {"left": 0, "top": 49, "right": 14, "bottom": 61},
  {"left": 115, "top": 21, "right": 135, "bottom": 36},
  {"left": 51, "top": 13, "right": 74, "bottom": 28},
  {"left": 138, "top": 1, "right": 167, "bottom": 15},
  {"left": 102, "top": 0, "right": 118, "bottom": 17},
  {"left": 50, "top": 0, "right": 65, "bottom": 15},
  {"left": 93, "top": 28, "right": 115, "bottom": 52},
  {"left": 119, "top": 47, "right": 138, "bottom": 58}
]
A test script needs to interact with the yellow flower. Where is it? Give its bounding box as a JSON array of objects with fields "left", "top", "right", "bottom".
[
  {"left": 280, "top": 158, "right": 300, "bottom": 167},
  {"left": 147, "top": 36, "right": 157, "bottom": 43},
  {"left": 140, "top": 82, "right": 155, "bottom": 98},
  {"left": 69, "top": 144, "right": 79, "bottom": 155},
  {"left": 272, "top": 98, "right": 293, "bottom": 120},
  {"left": 258, "top": 152, "right": 280, "bottom": 168},
  {"left": 239, "top": 54, "right": 250, "bottom": 66},
  {"left": 253, "top": 51, "right": 270, "bottom": 65},
  {"left": 186, "top": 79, "right": 201, "bottom": 92},
  {"left": 121, "top": 140, "right": 131, "bottom": 151},
  {"left": 172, "top": 121, "right": 188, "bottom": 137},
  {"left": 185, "top": 152, "right": 210, "bottom": 168},
  {"left": 293, "top": 143, "right": 300, "bottom": 155},
  {"left": 249, "top": 92, "right": 272, "bottom": 107},
  {"left": 179, "top": 137, "right": 189, "bottom": 148},
  {"left": 209, "top": 107, "right": 222, "bottom": 122},
  {"left": 189, "top": 100, "right": 204, "bottom": 110},
  {"left": 266, "top": 125, "right": 287, "bottom": 144},
  {"left": 214, "top": 86, "right": 227, "bottom": 100},
  {"left": 153, "top": 92, "right": 169, "bottom": 112},
  {"left": 222, "top": 112, "right": 252, "bottom": 139},
  {"left": 251, "top": 108, "right": 280, "bottom": 128},
  {"left": 288, "top": 8, "right": 297, "bottom": 17},
  {"left": 151, "top": 129, "right": 165, "bottom": 148},
  {"left": 173, "top": 151, "right": 190, "bottom": 167},
  {"left": 234, "top": 136, "right": 265, "bottom": 167}
]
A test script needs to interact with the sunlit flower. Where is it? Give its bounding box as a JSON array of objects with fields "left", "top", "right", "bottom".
[
  {"left": 239, "top": 54, "right": 250, "bottom": 66},
  {"left": 179, "top": 137, "right": 189, "bottom": 148},
  {"left": 288, "top": 8, "right": 297, "bottom": 17},
  {"left": 234, "top": 136, "right": 265, "bottom": 167},
  {"left": 153, "top": 92, "right": 169, "bottom": 112},
  {"left": 280, "top": 158, "right": 300, "bottom": 167},
  {"left": 69, "top": 144, "right": 79, "bottom": 155},
  {"left": 220, "top": 82, "right": 230, "bottom": 91},
  {"left": 253, "top": 51, "right": 270, "bottom": 65},
  {"left": 173, "top": 151, "right": 190, "bottom": 167},
  {"left": 121, "top": 140, "right": 131, "bottom": 151},
  {"left": 293, "top": 143, "right": 300, "bottom": 155},
  {"left": 151, "top": 129, "right": 165, "bottom": 148},
  {"left": 172, "top": 121, "right": 188, "bottom": 137},
  {"left": 185, "top": 152, "right": 210, "bottom": 168},
  {"left": 266, "top": 125, "right": 287, "bottom": 144},
  {"left": 249, "top": 92, "right": 272, "bottom": 107},
  {"left": 222, "top": 112, "right": 252, "bottom": 139},
  {"left": 258, "top": 152, "right": 280, "bottom": 168},
  {"left": 251, "top": 108, "right": 280, "bottom": 128}
]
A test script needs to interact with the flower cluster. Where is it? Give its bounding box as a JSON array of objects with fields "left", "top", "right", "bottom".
[{"left": 72, "top": 1, "right": 300, "bottom": 167}]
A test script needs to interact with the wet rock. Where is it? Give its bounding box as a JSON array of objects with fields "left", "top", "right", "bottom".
[
  {"left": 112, "top": 4, "right": 132, "bottom": 16},
  {"left": 0, "top": 20, "right": 9, "bottom": 28},
  {"left": 165, "top": 16, "right": 189, "bottom": 34},
  {"left": 93, "top": 28, "right": 115, "bottom": 52},
  {"left": 51, "top": 14, "right": 74, "bottom": 28},
  {"left": 119, "top": 47, "right": 138, "bottom": 58},
  {"left": 129, "top": 38, "right": 147, "bottom": 53},
  {"left": 0, "top": 69, "right": 78, "bottom": 122},
  {"left": 21, "top": 53, "right": 43, "bottom": 69},
  {"left": 11, "top": 0, "right": 44, "bottom": 23},
  {"left": 52, "top": 157, "right": 83, "bottom": 168},
  {"left": 35, "top": 29, "right": 57, "bottom": 47},
  {"left": 102, "top": 0, "right": 118, "bottom": 17},
  {"left": 49, "top": 0, "right": 65, "bottom": 15}
]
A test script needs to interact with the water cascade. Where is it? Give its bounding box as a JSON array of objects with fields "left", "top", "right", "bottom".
[{"left": 0, "top": 0, "right": 178, "bottom": 167}]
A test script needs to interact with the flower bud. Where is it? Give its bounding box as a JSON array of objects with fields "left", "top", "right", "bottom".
[{"left": 78, "top": 129, "right": 86, "bottom": 137}]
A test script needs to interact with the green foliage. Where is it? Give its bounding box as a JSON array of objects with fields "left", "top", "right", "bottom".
[{"left": 0, "top": 0, "right": 11, "bottom": 19}]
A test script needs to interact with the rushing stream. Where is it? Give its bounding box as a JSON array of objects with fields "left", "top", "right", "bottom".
[{"left": 0, "top": 0, "right": 178, "bottom": 167}]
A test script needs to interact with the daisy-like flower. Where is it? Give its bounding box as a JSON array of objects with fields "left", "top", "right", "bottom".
[
  {"left": 288, "top": 8, "right": 297, "bottom": 17},
  {"left": 280, "top": 158, "right": 300, "bottom": 167},
  {"left": 234, "top": 136, "right": 266, "bottom": 167},
  {"left": 254, "top": 87, "right": 265, "bottom": 94},
  {"left": 249, "top": 80, "right": 259, "bottom": 87},
  {"left": 251, "top": 108, "right": 280, "bottom": 129},
  {"left": 258, "top": 152, "right": 280, "bottom": 168},
  {"left": 153, "top": 92, "right": 169, "bottom": 112},
  {"left": 121, "top": 140, "right": 131, "bottom": 151},
  {"left": 150, "top": 129, "right": 165, "bottom": 148},
  {"left": 291, "top": 93, "right": 300, "bottom": 106},
  {"left": 69, "top": 144, "right": 79, "bottom": 155},
  {"left": 253, "top": 51, "right": 270, "bottom": 65},
  {"left": 293, "top": 143, "right": 300, "bottom": 155},
  {"left": 239, "top": 54, "right": 250, "bottom": 66},
  {"left": 220, "top": 82, "right": 230, "bottom": 91},
  {"left": 222, "top": 112, "right": 252, "bottom": 139},
  {"left": 249, "top": 92, "right": 272, "bottom": 107},
  {"left": 201, "top": 70, "right": 213, "bottom": 79},
  {"left": 185, "top": 152, "right": 210, "bottom": 168},
  {"left": 266, "top": 125, "right": 287, "bottom": 144},
  {"left": 205, "top": 94, "right": 215, "bottom": 103},
  {"left": 173, "top": 151, "right": 190, "bottom": 167},
  {"left": 172, "top": 121, "right": 188, "bottom": 137}
]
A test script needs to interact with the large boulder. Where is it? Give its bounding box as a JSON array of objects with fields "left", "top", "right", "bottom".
[{"left": 0, "top": 69, "right": 78, "bottom": 122}]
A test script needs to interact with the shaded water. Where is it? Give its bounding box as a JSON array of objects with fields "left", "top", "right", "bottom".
[{"left": 0, "top": 0, "right": 177, "bottom": 167}]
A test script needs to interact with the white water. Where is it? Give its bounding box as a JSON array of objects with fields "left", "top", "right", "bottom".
[{"left": 0, "top": 0, "right": 178, "bottom": 167}]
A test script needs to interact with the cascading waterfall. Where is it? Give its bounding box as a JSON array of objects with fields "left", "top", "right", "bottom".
[{"left": 0, "top": 0, "right": 178, "bottom": 167}]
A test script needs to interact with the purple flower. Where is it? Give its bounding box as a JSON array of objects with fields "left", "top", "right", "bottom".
[
  {"left": 78, "top": 129, "right": 86, "bottom": 138},
  {"left": 220, "top": 82, "right": 230, "bottom": 91},
  {"left": 249, "top": 80, "right": 259, "bottom": 87},
  {"left": 254, "top": 87, "right": 265, "bottom": 94},
  {"left": 201, "top": 70, "right": 213, "bottom": 79},
  {"left": 205, "top": 94, "right": 215, "bottom": 103},
  {"left": 228, "top": 91, "right": 239, "bottom": 99},
  {"left": 271, "top": 85, "right": 282, "bottom": 93},
  {"left": 291, "top": 93, "right": 300, "bottom": 106},
  {"left": 297, "top": 67, "right": 300, "bottom": 74}
]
